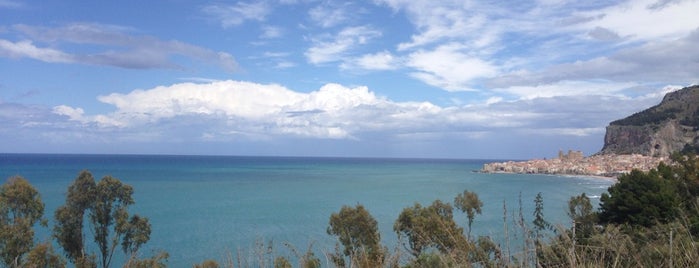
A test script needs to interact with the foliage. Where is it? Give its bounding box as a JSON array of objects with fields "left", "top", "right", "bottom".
[
  {"left": 24, "top": 242, "right": 66, "bottom": 268},
  {"left": 327, "top": 204, "right": 384, "bottom": 267},
  {"left": 567, "top": 193, "right": 596, "bottom": 244},
  {"left": 273, "top": 256, "right": 292, "bottom": 268},
  {"left": 454, "top": 190, "right": 483, "bottom": 238},
  {"left": 125, "top": 251, "right": 168, "bottom": 268},
  {"left": 7, "top": 157, "right": 699, "bottom": 267},
  {"left": 193, "top": 259, "right": 220, "bottom": 268},
  {"left": 53, "top": 170, "right": 153, "bottom": 268},
  {"left": 599, "top": 169, "right": 681, "bottom": 227},
  {"left": 0, "top": 176, "right": 46, "bottom": 267},
  {"left": 394, "top": 200, "right": 468, "bottom": 258},
  {"left": 532, "top": 192, "right": 550, "bottom": 238},
  {"left": 611, "top": 106, "right": 681, "bottom": 126},
  {"left": 53, "top": 170, "right": 96, "bottom": 265}
]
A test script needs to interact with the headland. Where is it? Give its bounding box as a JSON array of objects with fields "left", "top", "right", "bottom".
[{"left": 481, "top": 150, "right": 666, "bottom": 178}]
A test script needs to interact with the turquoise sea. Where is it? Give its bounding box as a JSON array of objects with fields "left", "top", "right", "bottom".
[{"left": 0, "top": 154, "right": 613, "bottom": 266}]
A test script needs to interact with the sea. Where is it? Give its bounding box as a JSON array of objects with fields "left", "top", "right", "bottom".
[{"left": 0, "top": 154, "right": 613, "bottom": 266}]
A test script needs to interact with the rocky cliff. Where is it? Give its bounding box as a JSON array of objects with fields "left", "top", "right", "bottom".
[{"left": 599, "top": 85, "right": 699, "bottom": 157}]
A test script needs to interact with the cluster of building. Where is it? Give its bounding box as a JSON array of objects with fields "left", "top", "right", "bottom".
[{"left": 481, "top": 150, "right": 667, "bottom": 178}]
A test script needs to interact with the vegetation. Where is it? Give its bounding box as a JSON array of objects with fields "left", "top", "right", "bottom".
[
  {"left": 53, "top": 170, "right": 157, "bottom": 268},
  {"left": 3, "top": 152, "right": 699, "bottom": 267},
  {"left": 0, "top": 176, "right": 63, "bottom": 267},
  {"left": 327, "top": 204, "right": 384, "bottom": 267},
  {"left": 610, "top": 106, "right": 679, "bottom": 126},
  {"left": 453, "top": 190, "right": 482, "bottom": 238}
]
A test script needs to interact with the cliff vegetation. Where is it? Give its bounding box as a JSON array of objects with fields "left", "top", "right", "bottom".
[{"left": 601, "top": 85, "right": 699, "bottom": 156}]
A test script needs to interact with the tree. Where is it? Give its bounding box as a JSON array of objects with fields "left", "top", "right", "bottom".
[
  {"left": 0, "top": 176, "right": 46, "bottom": 267},
  {"left": 327, "top": 204, "right": 384, "bottom": 267},
  {"left": 532, "top": 192, "right": 550, "bottom": 239},
  {"left": 394, "top": 200, "right": 468, "bottom": 257},
  {"left": 54, "top": 170, "right": 152, "bottom": 268},
  {"left": 568, "top": 193, "right": 596, "bottom": 244},
  {"left": 454, "top": 190, "right": 483, "bottom": 239},
  {"left": 91, "top": 176, "right": 136, "bottom": 268},
  {"left": 24, "top": 242, "right": 66, "bottom": 268},
  {"left": 54, "top": 170, "right": 96, "bottom": 266},
  {"left": 599, "top": 169, "right": 680, "bottom": 227}
]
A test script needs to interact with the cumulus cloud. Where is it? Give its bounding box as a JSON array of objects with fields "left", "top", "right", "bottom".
[
  {"left": 0, "top": 23, "right": 238, "bottom": 71},
  {"left": 43, "top": 80, "right": 668, "bottom": 144}
]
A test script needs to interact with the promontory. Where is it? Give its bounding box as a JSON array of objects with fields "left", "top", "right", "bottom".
[{"left": 482, "top": 85, "right": 699, "bottom": 177}]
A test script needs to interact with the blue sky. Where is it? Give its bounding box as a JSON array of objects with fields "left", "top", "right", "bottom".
[{"left": 1, "top": 0, "right": 698, "bottom": 159}]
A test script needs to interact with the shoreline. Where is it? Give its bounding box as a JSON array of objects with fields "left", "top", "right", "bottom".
[
  {"left": 481, "top": 153, "right": 665, "bottom": 180},
  {"left": 484, "top": 170, "right": 618, "bottom": 181}
]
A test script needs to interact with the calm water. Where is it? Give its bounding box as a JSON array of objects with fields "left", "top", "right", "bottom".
[{"left": 0, "top": 154, "right": 613, "bottom": 266}]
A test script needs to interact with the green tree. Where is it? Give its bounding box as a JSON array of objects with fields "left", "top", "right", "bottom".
[
  {"left": 54, "top": 170, "right": 96, "bottom": 266},
  {"left": 532, "top": 192, "right": 550, "bottom": 239},
  {"left": 24, "top": 242, "right": 66, "bottom": 268},
  {"left": 54, "top": 170, "right": 152, "bottom": 268},
  {"left": 0, "top": 176, "right": 46, "bottom": 267},
  {"left": 454, "top": 190, "right": 483, "bottom": 239},
  {"left": 599, "top": 169, "right": 680, "bottom": 227},
  {"left": 568, "top": 193, "right": 596, "bottom": 244},
  {"left": 327, "top": 204, "right": 384, "bottom": 267},
  {"left": 394, "top": 200, "right": 468, "bottom": 258},
  {"left": 91, "top": 176, "right": 136, "bottom": 268}
]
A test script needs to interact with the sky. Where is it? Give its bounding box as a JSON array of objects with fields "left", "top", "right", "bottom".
[{"left": 0, "top": 0, "right": 698, "bottom": 159}]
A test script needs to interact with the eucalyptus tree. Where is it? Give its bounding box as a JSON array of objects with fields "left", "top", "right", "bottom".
[
  {"left": 0, "top": 176, "right": 46, "bottom": 267},
  {"left": 394, "top": 200, "right": 468, "bottom": 257},
  {"left": 54, "top": 170, "right": 152, "bottom": 268},
  {"left": 454, "top": 190, "right": 483, "bottom": 238},
  {"left": 327, "top": 204, "right": 384, "bottom": 267}
]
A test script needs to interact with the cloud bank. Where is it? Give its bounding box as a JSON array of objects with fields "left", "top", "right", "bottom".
[{"left": 40, "top": 80, "right": 666, "bottom": 144}]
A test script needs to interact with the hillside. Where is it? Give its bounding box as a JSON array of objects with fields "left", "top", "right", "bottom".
[{"left": 599, "top": 85, "right": 699, "bottom": 156}]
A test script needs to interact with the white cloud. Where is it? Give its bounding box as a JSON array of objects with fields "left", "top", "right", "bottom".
[
  {"left": 308, "top": 2, "right": 352, "bottom": 28},
  {"left": 341, "top": 51, "right": 399, "bottom": 71},
  {"left": 488, "top": 28, "right": 699, "bottom": 88},
  {"left": 406, "top": 44, "right": 497, "bottom": 91},
  {"left": 52, "top": 105, "right": 85, "bottom": 121},
  {"left": 572, "top": 0, "right": 699, "bottom": 42},
  {"left": 260, "top": 26, "right": 283, "bottom": 39},
  {"left": 43, "top": 80, "right": 663, "bottom": 144},
  {"left": 0, "top": 39, "right": 73, "bottom": 63},
  {"left": 202, "top": 2, "right": 270, "bottom": 28},
  {"left": 4, "top": 23, "right": 238, "bottom": 71},
  {"left": 373, "top": 0, "right": 699, "bottom": 94},
  {"left": 305, "top": 26, "right": 381, "bottom": 64},
  {"left": 494, "top": 80, "right": 638, "bottom": 100}
]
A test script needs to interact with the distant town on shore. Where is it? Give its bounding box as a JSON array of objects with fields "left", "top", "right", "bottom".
[
  {"left": 481, "top": 150, "right": 665, "bottom": 178},
  {"left": 483, "top": 85, "right": 699, "bottom": 178}
]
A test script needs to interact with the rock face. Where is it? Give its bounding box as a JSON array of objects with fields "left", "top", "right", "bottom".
[{"left": 600, "top": 85, "right": 699, "bottom": 157}]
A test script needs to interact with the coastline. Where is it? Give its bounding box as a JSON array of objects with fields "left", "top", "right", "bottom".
[{"left": 481, "top": 152, "right": 664, "bottom": 180}]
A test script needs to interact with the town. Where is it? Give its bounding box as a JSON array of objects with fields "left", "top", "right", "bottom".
[{"left": 481, "top": 150, "right": 666, "bottom": 177}]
